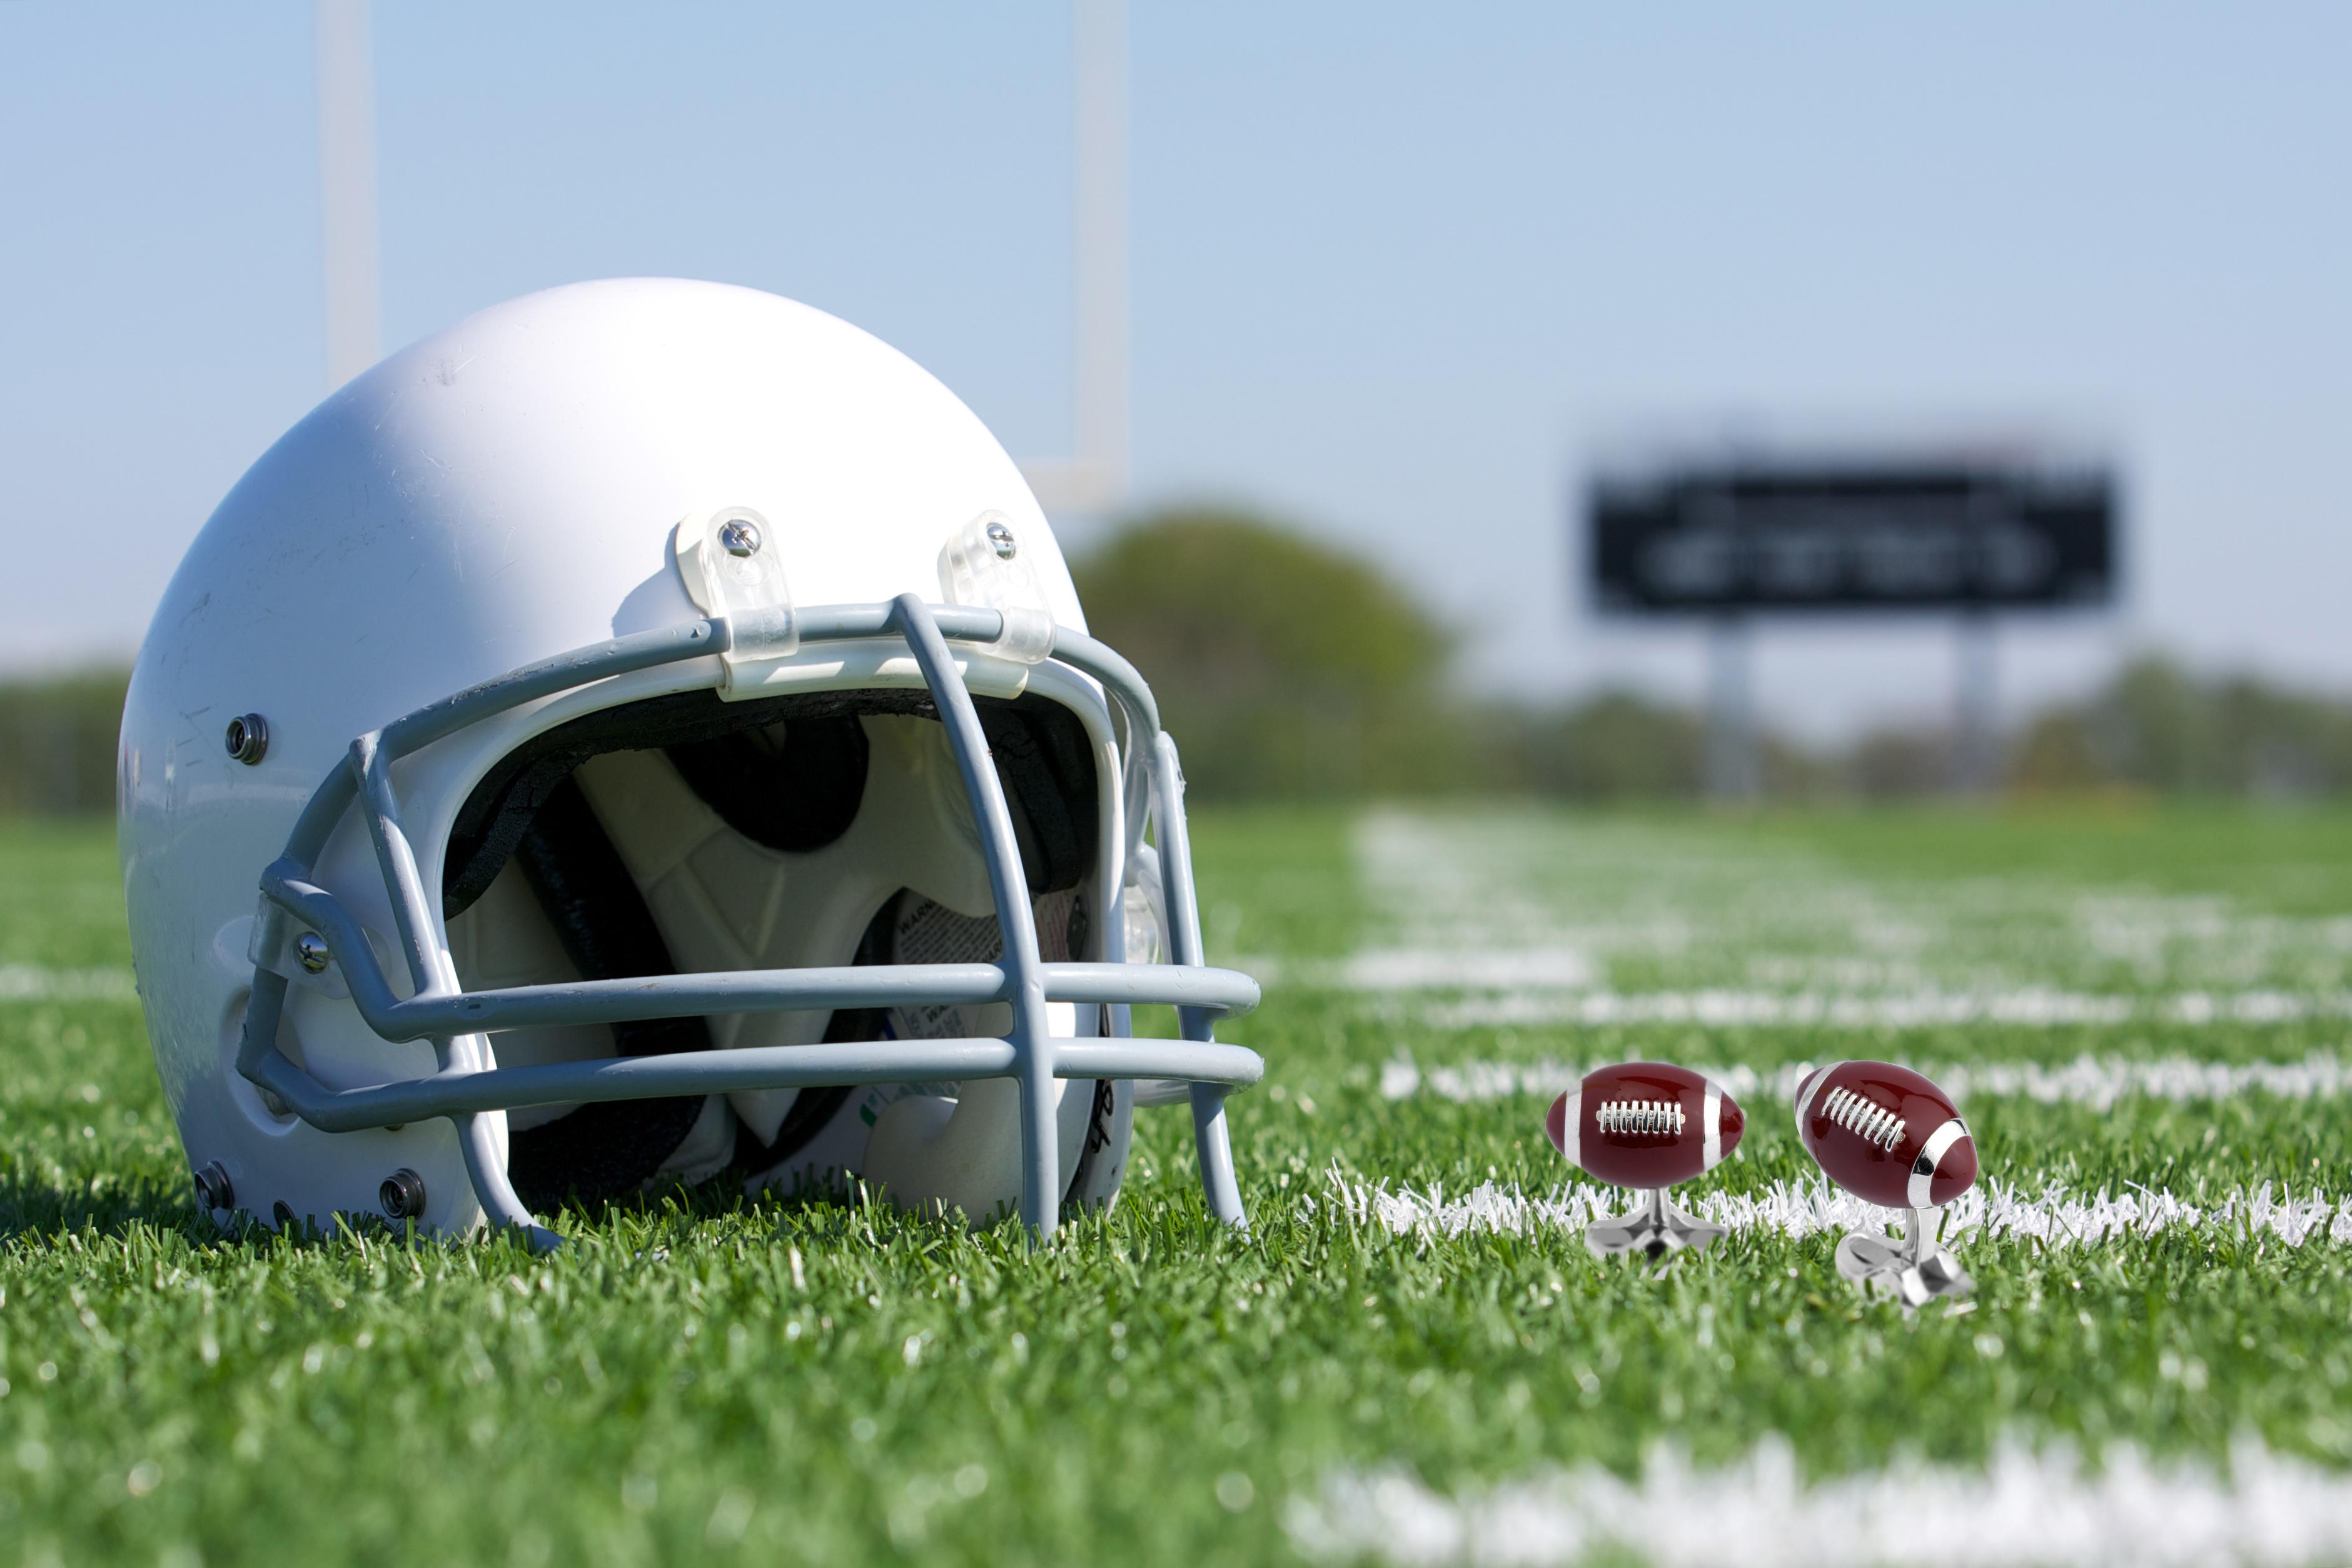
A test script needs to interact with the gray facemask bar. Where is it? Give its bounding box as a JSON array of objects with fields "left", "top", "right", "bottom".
[{"left": 237, "top": 593, "right": 1261, "bottom": 1250}]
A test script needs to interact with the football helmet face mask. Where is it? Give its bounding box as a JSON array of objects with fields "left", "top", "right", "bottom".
[{"left": 119, "top": 279, "right": 1259, "bottom": 1248}]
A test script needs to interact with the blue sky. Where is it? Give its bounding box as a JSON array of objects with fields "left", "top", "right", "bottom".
[{"left": 2, "top": 3, "right": 2344, "bottom": 735}]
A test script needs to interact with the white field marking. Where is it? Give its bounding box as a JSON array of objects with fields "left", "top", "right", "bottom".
[
  {"left": 0, "top": 964, "right": 138, "bottom": 1003},
  {"left": 1311, "top": 1170, "right": 2352, "bottom": 1247},
  {"left": 1344, "top": 808, "right": 2352, "bottom": 1003},
  {"left": 1329, "top": 948, "right": 1597, "bottom": 992},
  {"left": 1380, "top": 1051, "right": 2352, "bottom": 1110},
  {"left": 1286, "top": 1435, "right": 2352, "bottom": 1567},
  {"left": 1413, "top": 987, "right": 2352, "bottom": 1030}
]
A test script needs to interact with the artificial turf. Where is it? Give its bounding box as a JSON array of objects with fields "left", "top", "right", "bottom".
[{"left": 1, "top": 805, "right": 2349, "bottom": 1565}]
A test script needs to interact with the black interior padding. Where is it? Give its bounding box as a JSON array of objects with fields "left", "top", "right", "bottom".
[
  {"left": 503, "top": 776, "right": 710, "bottom": 1210},
  {"left": 1004, "top": 696, "right": 1098, "bottom": 895},
  {"left": 443, "top": 688, "right": 1099, "bottom": 919},
  {"left": 664, "top": 715, "right": 869, "bottom": 854},
  {"left": 977, "top": 704, "right": 1085, "bottom": 894},
  {"left": 445, "top": 688, "right": 921, "bottom": 920}
]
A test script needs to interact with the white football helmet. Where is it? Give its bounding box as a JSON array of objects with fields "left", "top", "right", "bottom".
[{"left": 118, "top": 278, "right": 1259, "bottom": 1247}]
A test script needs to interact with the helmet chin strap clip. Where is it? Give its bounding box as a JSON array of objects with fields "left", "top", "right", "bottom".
[
  {"left": 939, "top": 511, "right": 1055, "bottom": 665},
  {"left": 674, "top": 506, "right": 1062, "bottom": 695},
  {"left": 673, "top": 507, "right": 799, "bottom": 695}
]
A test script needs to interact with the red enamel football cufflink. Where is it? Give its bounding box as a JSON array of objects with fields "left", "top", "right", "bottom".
[
  {"left": 1545, "top": 1062, "right": 1745, "bottom": 1260},
  {"left": 1794, "top": 1059, "right": 1980, "bottom": 1308},
  {"left": 1545, "top": 1057, "right": 1983, "bottom": 1304}
]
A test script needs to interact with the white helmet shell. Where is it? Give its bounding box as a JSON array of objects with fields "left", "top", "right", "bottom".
[{"left": 119, "top": 279, "right": 1259, "bottom": 1243}]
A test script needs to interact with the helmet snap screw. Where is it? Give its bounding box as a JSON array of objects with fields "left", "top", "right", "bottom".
[
  {"left": 985, "top": 520, "right": 1018, "bottom": 560},
  {"left": 380, "top": 1168, "right": 427, "bottom": 1222},
  {"left": 293, "top": 932, "right": 331, "bottom": 975},
  {"left": 193, "top": 1160, "right": 235, "bottom": 1211},
  {"left": 224, "top": 713, "right": 270, "bottom": 765},
  {"left": 717, "top": 517, "right": 763, "bottom": 558}
]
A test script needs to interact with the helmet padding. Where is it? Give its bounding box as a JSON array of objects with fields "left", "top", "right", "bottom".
[{"left": 441, "top": 688, "right": 1123, "bottom": 1222}]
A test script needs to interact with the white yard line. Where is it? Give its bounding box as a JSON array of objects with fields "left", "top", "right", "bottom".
[
  {"left": 0, "top": 963, "right": 138, "bottom": 1003},
  {"left": 1287, "top": 1436, "right": 2352, "bottom": 1567},
  {"left": 1380, "top": 1051, "right": 2352, "bottom": 1108},
  {"left": 1329, "top": 948, "right": 1599, "bottom": 992},
  {"left": 1341, "top": 808, "right": 2352, "bottom": 1005},
  {"left": 1410, "top": 986, "right": 2352, "bottom": 1029},
  {"left": 1312, "top": 1172, "right": 2352, "bottom": 1247}
]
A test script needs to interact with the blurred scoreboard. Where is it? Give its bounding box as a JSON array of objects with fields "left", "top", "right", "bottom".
[{"left": 1585, "top": 458, "right": 2117, "bottom": 616}]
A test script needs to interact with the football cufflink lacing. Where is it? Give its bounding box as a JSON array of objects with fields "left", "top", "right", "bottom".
[
  {"left": 1544, "top": 1057, "right": 1985, "bottom": 1300},
  {"left": 1795, "top": 1060, "right": 1981, "bottom": 1309},
  {"left": 1547, "top": 1062, "right": 1744, "bottom": 1262}
]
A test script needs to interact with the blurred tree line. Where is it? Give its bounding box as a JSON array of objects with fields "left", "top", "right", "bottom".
[
  {"left": 1072, "top": 509, "right": 1465, "bottom": 795},
  {"left": 8, "top": 509, "right": 2352, "bottom": 813},
  {"left": 0, "top": 670, "right": 126, "bottom": 815},
  {"left": 1073, "top": 508, "right": 2352, "bottom": 803},
  {"left": 2006, "top": 658, "right": 2352, "bottom": 798}
]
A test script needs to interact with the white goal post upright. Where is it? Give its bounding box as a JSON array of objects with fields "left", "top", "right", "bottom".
[
  {"left": 315, "top": 0, "right": 380, "bottom": 391},
  {"left": 313, "top": 1, "right": 1128, "bottom": 514},
  {"left": 1020, "top": 0, "right": 1131, "bottom": 519}
]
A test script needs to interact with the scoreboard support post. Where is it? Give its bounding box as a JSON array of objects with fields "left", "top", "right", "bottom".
[
  {"left": 1584, "top": 455, "right": 2116, "bottom": 799},
  {"left": 1954, "top": 610, "right": 2000, "bottom": 796},
  {"left": 1705, "top": 615, "right": 1760, "bottom": 800}
]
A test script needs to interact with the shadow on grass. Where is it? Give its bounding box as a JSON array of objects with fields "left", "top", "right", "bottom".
[
  {"left": 0, "top": 1162, "right": 1176, "bottom": 1259},
  {"left": 0, "top": 1165, "right": 208, "bottom": 1245}
]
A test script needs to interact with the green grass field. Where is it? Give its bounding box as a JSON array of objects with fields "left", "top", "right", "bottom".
[{"left": 4, "top": 804, "right": 2352, "bottom": 1565}]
